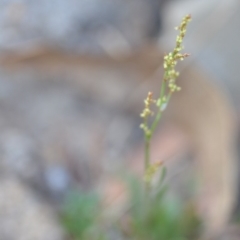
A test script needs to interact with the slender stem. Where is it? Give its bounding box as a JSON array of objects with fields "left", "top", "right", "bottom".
[
  {"left": 144, "top": 136, "right": 151, "bottom": 197},
  {"left": 144, "top": 136, "right": 150, "bottom": 172},
  {"left": 160, "top": 79, "right": 166, "bottom": 100},
  {"left": 150, "top": 80, "right": 166, "bottom": 133},
  {"left": 151, "top": 111, "right": 162, "bottom": 134}
]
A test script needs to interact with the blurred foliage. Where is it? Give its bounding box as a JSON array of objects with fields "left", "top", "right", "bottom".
[
  {"left": 127, "top": 176, "right": 202, "bottom": 240},
  {"left": 60, "top": 191, "right": 105, "bottom": 240},
  {"left": 60, "top": 179, "right": 202, "bottom": 240}
]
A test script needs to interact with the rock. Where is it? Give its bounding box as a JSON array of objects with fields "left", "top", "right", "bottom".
[
  {"left": 0, "top": 0, "right": 164, "bottom": 55},
  {"left": 0, "top": 176, "right": 65, "bottom": 240}
]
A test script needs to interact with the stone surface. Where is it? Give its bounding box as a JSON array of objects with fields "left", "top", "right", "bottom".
[
  {"left": 0, "top": 0, "right": 164, "bottom": 55},
  {"left": 0, "top": 177, "right": 65, "bottom": 240}
]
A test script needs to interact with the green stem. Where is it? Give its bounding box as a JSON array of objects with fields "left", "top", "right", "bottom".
[
  {"left": 144, "top": 135, "right": 151, "bottom": 192},
  {"left": 144, "top": 136, "right": 150, "bottom": 172},
  {"left": 150, "top": 111, "right": 162, "bottom": 134},
  {"left": 160, "top": 79, "right": 166, "bottom": 99},
  {"left": 150, "top": 80, "right": 166, "bottom": 133}
]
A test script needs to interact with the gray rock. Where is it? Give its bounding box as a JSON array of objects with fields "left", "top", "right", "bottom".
[
  {"left": 0, "top": 0, "right": 164, "bottom": 54},
  {"left": 0, "top": 177, "right": 65, "bottom": 240}
]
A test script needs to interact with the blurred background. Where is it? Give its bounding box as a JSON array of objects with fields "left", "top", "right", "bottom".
[{"left": 0, "top": 0, "right": 240, "bottom": 239}]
